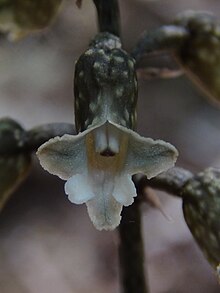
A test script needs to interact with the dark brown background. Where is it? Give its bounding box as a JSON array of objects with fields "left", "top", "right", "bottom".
[{"left": 1, "top": 0, "right": 220, "bottom": 292}]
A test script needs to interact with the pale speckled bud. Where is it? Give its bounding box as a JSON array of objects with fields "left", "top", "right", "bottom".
[
  {"left": 174, "top": 11, "right": 220, "bottom": 103},
  {"left": 182, "top": 168, "right": 220, "bottom": 268},
  {"left": 74, "top": 32, "right": 137, "bottom": 132}
]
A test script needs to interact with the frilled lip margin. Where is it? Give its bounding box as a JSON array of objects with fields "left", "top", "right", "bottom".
[{"left": 37, "top": 121, "right": 178, "bottom": 230}]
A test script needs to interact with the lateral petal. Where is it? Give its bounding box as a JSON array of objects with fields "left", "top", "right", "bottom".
[
  {"left": 37, "top": 133, "right": 87, "bottom": 180},
  {"left": 124, "top": 129, "right": 178, "bottom": 179},
  {"left": 107, "top": 121, "right": 178, "bottom": 179}
]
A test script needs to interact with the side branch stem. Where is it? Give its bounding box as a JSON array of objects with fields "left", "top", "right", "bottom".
[
  {"left": 0, "top": 122, "right": 75, "bottom": 155},
  {"left": 131, "top": 25, "right": 189, "bottom": 63},
  {"left": 26, "top": 123, "right": 75, "bottom": 152},
  {"left": 141, "top": 167, "right": 193, "bottom": 197}
]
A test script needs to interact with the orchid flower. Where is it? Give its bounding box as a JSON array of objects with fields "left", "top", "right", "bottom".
[{"left": 37, "top": 33, "right": 178, "bottom": 230}]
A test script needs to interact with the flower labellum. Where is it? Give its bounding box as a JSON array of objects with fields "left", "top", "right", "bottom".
[{"left": 37, "top": 33, "right": 178, "bottom": 230}]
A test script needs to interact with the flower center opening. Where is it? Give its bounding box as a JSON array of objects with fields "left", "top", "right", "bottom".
[{"left": 100, "top": 148, "right": 116, "bottom": 157}]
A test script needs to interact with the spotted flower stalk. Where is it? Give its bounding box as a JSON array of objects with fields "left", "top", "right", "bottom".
[{"left": 37, "top": 33, "right": 178, "bottom": 230}]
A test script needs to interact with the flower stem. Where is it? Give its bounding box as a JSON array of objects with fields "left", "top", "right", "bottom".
[
  {"left": 118, "top": 167, "right": 193, "bottom": 293},
  {"left": 93, "top": 0, "right": 121, "bottom": 36},
  {"left": 118, "top": 198, "right": 149, "bottom": 293}
]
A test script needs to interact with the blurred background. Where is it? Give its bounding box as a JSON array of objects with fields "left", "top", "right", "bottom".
[{"left": 1, "top": 0, "right": 220, "bottom": 292}]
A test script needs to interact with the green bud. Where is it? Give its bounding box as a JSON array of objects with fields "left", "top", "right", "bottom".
[
  {"left": 182, "top": 168, "right": 220, "bottom": 268},
  {"left": 0, "top": 0, "right": 63, "bottom": 40},
  {"left": 0, "top": 117, "right": 26, "bottom": 154},
  {"left": 0, "top": 118, "right": 31, "bottom": 211},
  {"left": 14, "top": 0, "right": 62, "bottom": 30},
  {"left": 174, "top": 11, "right": 220, "bottom": 103}
]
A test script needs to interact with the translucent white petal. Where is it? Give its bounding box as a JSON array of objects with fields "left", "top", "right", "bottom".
[
  {"left": 112, "top": 174, "right": 136, "bottom": 206},
  {"left": 64, "top": 174, "right": 95, "bottom": 204},
  {"left": 93, "top": 122, "right": 120, "bottom": 154},
  {"left": 93, "top": 125, "right": 108, "bottom": 153}
]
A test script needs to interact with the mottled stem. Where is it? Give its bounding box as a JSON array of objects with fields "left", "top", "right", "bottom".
[
  {"left": 91, "top": 1, "right": 145, "bottom": 291},
  {"left": 131, "top": 25, "right": 189, "bottom": 63},
  {"left": 134, "top": 167, "right": 193, "bottom": 198},
  {"left": 26, "top": 123, "right": 75, "bottom": 152},
  {"left": 93, "top": 0, "right": 120, "bottom": 36},
  {"left": 119, "top": 197, "right": 148, "bottom": 293},
  {"left": 0, "top": 119, "right": 75, "bottom": 155}
]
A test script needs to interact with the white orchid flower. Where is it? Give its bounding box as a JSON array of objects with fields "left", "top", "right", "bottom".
[{"left": 37, "top": 33, "right": 178, "bottom": 230}]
